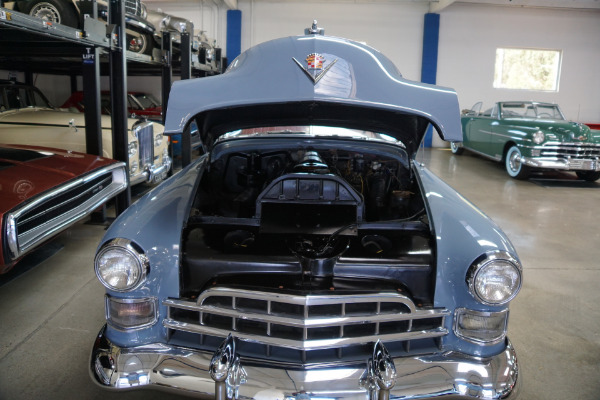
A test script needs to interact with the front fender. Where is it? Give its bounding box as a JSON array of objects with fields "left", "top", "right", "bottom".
[
  {"left": 416, "top": 162, "right": 520, "bottom": 357},
  {"left": 99, "top": 155, "right": 207, "bottom": 346}
]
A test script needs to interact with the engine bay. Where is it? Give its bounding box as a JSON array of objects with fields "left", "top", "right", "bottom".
[{"left": 183, "top": 136, "right": 435, "bottom": 304}]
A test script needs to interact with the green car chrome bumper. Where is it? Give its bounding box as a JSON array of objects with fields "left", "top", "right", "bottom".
[
  {"left": 520, "top": 156, "right": 600, "bottom": 171},
  {"left": 90, "top": 325, "right": 521, "bottom": 400}
]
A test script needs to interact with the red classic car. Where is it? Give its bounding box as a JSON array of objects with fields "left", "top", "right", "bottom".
[
  {"left": 61, "top": 91, "right": 162, "bottom": 121},
  {"left": 0, "top": 143, "right": 127, "bottom": 273}
]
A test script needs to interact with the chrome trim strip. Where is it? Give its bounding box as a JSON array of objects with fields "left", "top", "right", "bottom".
[
  {"left": 460, "top": 146, "right": 502, "bottom": 161},
  {"left": 90, "top": 325, "right": 521, "bottom": 400},
  {"left": 8, "top": 163, "right": 127, "bottom": 259},
  {"left": 486, "top": 131, "right": 531, "bottom": 142},
  {"left": 163, "top": 319, "right": 448, "bottom": 350},
  {"left": 536, "top": 141, "right": 600, "bottom": 148}
]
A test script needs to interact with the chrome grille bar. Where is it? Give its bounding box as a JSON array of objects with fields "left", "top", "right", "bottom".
[
  {"left": 164, "top": 287, "right": 449, "bottom": 351},
  {"left": 163, "top": 320, "right": 447, "bottom": 351},
  {"left": 125, "top": 0, "right": 142, "bottom": 17},
  {"left": 538, "top": 142, "right": 600, "bottom": 159},
  {"left": 134, "top": 122, "right": 154, "bottom": 169}
]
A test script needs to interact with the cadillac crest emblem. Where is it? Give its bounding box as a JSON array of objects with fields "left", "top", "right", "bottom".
[
  {"left": 306, "top": 53, "right": 324, "bottom": 70},
  {"left": 293, "top": 53, "right": 338, "bottom": 84}
]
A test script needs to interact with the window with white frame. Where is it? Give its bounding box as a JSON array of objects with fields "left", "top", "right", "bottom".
[{"left": 493, "top": 48, "right": 562, "bottom": 91}]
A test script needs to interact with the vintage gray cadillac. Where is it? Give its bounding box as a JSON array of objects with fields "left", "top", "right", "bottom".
[{"left": 90, "top": 23, "right": 522, "bottom": 400}]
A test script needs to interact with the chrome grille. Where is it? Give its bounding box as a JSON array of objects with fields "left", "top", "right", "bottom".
[
  {"left": 539, "top": 143, "right": 600, "bottom": 159},
  {"left": 125, "top": 0, "right": 143, "bottom": 17},
  {"left": 135, "top": 123, "right": 154, "bottom": 169},
  {"left": 164, "top": 287, "right": 449, "bottom": 354},
  {"left": 16, "top": 174, "right": 112, "bottom": 236},
  {"left": 10, "top": 163, "right": 126, "bottom": 258}
]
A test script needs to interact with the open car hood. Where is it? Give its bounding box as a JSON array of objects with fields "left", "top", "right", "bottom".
[{"left": 164, "top": 34, "right": 462, "bottom": 157}]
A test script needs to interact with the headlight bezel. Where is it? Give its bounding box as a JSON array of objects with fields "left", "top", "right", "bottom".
[
  {"left": 95, "top": 238, "right": 149, "bottom": 292},
  {"left": 467, "top": 251, "right": 522, "bottom": 306},
  {"left": 532, "top": 130, "right": 545, "bottom": 144}
]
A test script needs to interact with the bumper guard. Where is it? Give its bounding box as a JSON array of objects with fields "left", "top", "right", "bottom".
[
  {"left": 90, "top": 325, "right": 520, "bottom": 400},
  {"left": 129, "top": 154, "right": 172, "bottom": 186}
]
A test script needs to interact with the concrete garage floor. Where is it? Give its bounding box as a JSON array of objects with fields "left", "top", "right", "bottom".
[{"left": 1, "top": 148, "right": 599, "bottom": 399}]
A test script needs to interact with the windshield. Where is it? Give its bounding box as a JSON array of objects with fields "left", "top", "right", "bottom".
[
  {"left": 218, "top": 125, "right": 405, "bottom": 147},
  {"left": 132, "top": 93, "right": 160, "bottom": 109},
  {"left": 500, "top": 102, "right": 565, "bottom": 120},
  {"left": 0, "top": 86, "right": 52, "bottom": 111}
]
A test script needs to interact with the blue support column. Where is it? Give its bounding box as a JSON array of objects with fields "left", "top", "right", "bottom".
[
  {"left": 226, "top": 10, "right": 242, "bottom": 61},
  {"left": 421, "top": 13, "right": 440, "bottom": 148}
]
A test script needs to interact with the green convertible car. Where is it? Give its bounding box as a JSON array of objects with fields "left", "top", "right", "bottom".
[{"left": 451, "top": 101, "right": 600, "bottom": 181}]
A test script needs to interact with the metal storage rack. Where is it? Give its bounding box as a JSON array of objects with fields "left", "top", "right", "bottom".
[{"left": 0, "top": 1, "right": 220, "bottom": 214}]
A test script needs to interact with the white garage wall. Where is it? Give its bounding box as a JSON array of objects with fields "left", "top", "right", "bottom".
[
  {"left": 3, "top": 2, "right": 599, "bottom": 148},
  {"left": 237, "top": 0, "right": 428, "bottom": 82},
  {"left": 437, "top": 3, "right": 600, "bottom": 127}
]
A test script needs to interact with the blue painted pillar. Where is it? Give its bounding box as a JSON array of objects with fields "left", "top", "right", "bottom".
[
  {"left": 226, "top": 10, "right": 242, "bottom": 61},
  {"left": 421, "top": 13, "right": 440, "bottom": 148}
]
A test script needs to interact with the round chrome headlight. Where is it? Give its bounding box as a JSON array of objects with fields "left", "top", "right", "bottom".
[
  {"left": 95, "top": 239, "right": 148, "bottom": 292},
  {"left": 154, "top": 133, "right": 163, "bottom": 147},
  {"left": 532, "top": 130, "right": 545, "bottom": 144},
  {"left": 467, "top": 251, "right": 522, "bottom": 305},
  {"left": 128, "top": 141, "right": 138, "bottom": 157}
]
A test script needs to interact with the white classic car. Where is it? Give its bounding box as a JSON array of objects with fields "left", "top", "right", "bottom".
[{"left": 0, "top": 80, "right": 171, "bottom": 185}]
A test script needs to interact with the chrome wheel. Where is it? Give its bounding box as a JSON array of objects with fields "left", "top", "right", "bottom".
[
  {"left": 450, "top": 141, "right": 464, "bottom": 155},
  {"left": 505, "top": 146, "right": 530, "bottom": 179},
  {"left": 128, "top": 33, "right": 152, "bottom": 55},
  {"left": 25, "top": 0, "right": 78, "bottom": 27},
  {"left": 29, "top": 2, "right": 61, "bottom": 23}
]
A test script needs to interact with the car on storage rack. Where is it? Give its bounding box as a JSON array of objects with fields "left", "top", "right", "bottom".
[
  {"left": 60, "top": 90, "right": 202, "bottom": 160},
  {"left": 145, "top": 8, "right": 192, "bottom": 52},
  {"left": 0, "top": 143, "right": 126, "bottom": 274},
  {"left": 451, "top": 101, "right": 600, "bottom": 181},
  {"left": 0, "top": 80, "right": 171, "bottom": 185},
  {"left": 4, "top": 0, "right": 156, "bottom": 54},
  {"left": 196, "top": 30, "right": 220, "bottom": 72},
  {"left": 61, "top": 90, "right": 163, "bottom": 122},
  {"left": 90, "top": 23, "right": 522, "bottom": 400}
]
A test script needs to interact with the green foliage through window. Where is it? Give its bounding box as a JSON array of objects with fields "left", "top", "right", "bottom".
[{"left": 493, "top": 48, "right": 561, "bottom": 91}]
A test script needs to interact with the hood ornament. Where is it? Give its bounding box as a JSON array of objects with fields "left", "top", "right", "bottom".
[
  {"left": 570, "top": 132, "right": 587, "bottom": 141},
  {"left": 305, "top": 20, "right": 324, "bottom": 35},
  {"left": 293, "top": 53, "right": 338, "bottom": 84}
]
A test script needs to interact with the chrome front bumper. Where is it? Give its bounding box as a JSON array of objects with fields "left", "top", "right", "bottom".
[
  {"left": 521, "top": 156, "right": 600, "bottom": 171},
  {"left": 129, "top": 154, "right": 172, "bottom": 186},
  {"left": 90, "top": 325, "right": 520, "bottom": 400}
]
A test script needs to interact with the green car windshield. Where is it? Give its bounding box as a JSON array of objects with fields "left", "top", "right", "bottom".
[{"left": 500, "top": 102, "right": 565, "bottom": 120}]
